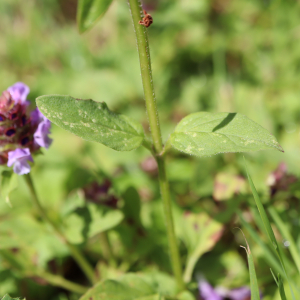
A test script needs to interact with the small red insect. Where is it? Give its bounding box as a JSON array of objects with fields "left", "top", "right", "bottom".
[{"left": 139, "top": 10, "right": 153, "bottom": 28}]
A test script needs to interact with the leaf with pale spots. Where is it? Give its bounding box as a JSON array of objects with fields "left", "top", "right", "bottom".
[
  {"left": 36, "top": 95, "right": 145, "bottom": 151},
  {"left": 77, "top": 0, "right": 113, "bottom": 33},
  {"left": 170, "top": 112, "right": 283, "bottom": 157}
]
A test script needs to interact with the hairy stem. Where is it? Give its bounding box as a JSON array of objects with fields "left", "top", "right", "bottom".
[
  {"left": 127, "top": 0, "right": 184, "bottom": 291},
  {"left": 0, "top": 249, "right": 88, "bottom": 294},
  {"left": 24, "top": 173, "right": 96, "bottom": 285}
]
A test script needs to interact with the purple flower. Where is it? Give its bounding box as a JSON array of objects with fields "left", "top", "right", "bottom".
[
  {"left": 31, "top": 108, "right": 52, "bottom": 148},
  {"left": 228, "top": 287, "right": 251, "bottom": 300},
  {"left": 31, "top": 107, "right": 45, "bottom": 125},
  {"left": 7, "top": 82, "right": 30, "bottom": 104},
  {"left": 1, "top": 82, "right": 52, "bottom": 175},
  {"left": 198, "top": 278, "right": 251, "bottom": 300},
  {"left": 34, "top": 118, "right": 52, "bottom": 149},
  {"left": 7, "top": 148, "right": 34, "bottom": 175},
  {"left": 198, "top": 279, "right": 223, "bottom": 300}
]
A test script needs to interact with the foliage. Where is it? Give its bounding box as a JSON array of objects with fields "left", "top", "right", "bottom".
[
  {"left": 37, "top": 95, "right": 145, "bottom": 151},
  {"left": 77, "top": 0, "right": 114, "bottom": 33},
  {"left": 0, "top": 0, "right": 300, "bottom": 299},
  {"left": 170, "top": 112, "right": 283, "bottom": 157}
]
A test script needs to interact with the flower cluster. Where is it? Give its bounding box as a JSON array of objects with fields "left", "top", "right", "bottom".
[
  {"left": 267, "top": 162, "right": 297, "bottom": 197},
  {"left": 83, "top": 179, "right": 119, "bottom": 208},
  {"left": 0, "top": 82, "right": 52, "bottom": 175}
]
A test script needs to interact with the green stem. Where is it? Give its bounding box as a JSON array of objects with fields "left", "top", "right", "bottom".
[
  {"left": 37, "top": 270, "right": 88, "bottom": 294},
  {"left": 127, "top": 0, "right": 185, "bottom": 291},
  {"left": 0, "top": 249, "right": 88, "bottom": 294},
  {"left": 99, "top": 232, "right": 116, "bottom": 267},
  {"left": 24, "top": 173, "right": 96, "bottom": 285},
  {"left": 157, "top": 157, "right": 185, "bottom": 290}
]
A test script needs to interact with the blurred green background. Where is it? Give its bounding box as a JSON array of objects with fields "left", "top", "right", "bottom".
[{"left": 0, "top": 0, "right": 300, "bottom": 299}]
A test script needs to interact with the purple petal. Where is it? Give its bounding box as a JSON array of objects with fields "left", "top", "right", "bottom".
[
  {"left": 7, "top": 148, "right": 33, "bottom": 175},
  {"left": 228, "top": 287, "right": 251, "bottom": 300},
  {"left": 31, "top": 107, "right": 46, "bottom": 125},
  {"left": 13, "top": 160, "right": 31, "bottom": 175},
  {"left": 33, "top": 119, "right": 52, "bottom": 149},
  {"left": 198, "top": 279, "right": 223, "bottom": 300},
  {"left": 7, "top": 82, "right": 30, "bottom": 104}
]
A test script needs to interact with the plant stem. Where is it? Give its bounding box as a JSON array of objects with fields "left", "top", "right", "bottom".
[
  {"left": 99, "top": 232, "right": 116, "bottom": 267},
  {"left": 37, "top": 270, "right": 88, "bottom": 294},
  {"left": 156, "top": 157, "right": 185, "bottom": 290},
  {"left": 127, "top": 0, "right": 185, "bottom": 291},
  {"left": 24, "top": 173, "right": 96, "bottom": 285},
  {"left": 0, "top": 249, "right": 88, "bottom": 294}
]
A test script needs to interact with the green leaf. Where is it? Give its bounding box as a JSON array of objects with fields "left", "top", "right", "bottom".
[
  {"left": 77, "top": 0, "right": 113, "bottom": 33},
  {"left": 140, "top": 272, "right": 176, "bottom": 297},
  {"left": 122, "top": 187, "right": 142, "bottom": 226},
  {"left": 0, "top": 171, "right": 18, "bottom": 204},
  {"left": 1, "top": 295, "right": 24, "bottom": 300},
  {"left": 36, "top": 95, "right": 145, "bottom": 151},
  {"left": 177, "top": 212, "right": 223, "bottom": 282},
  {"left": 0, "top": 214, "right": 68, "bottom": 267},
  {"left": 63, "top": 202, "right": 124, "bottom": 244},
  {"left": 170, "top": 112, "right": 283, "bottom": 157},
  {"left": 79, "top": 273, "right": 156, "bottom": 300},
  {"left": 177, "top": 291, "right": 196, "bottom": 300}
]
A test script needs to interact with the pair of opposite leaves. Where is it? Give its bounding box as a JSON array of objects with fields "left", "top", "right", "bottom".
[{"left": 36, "top": 95, "right": 283, "bottom": 157}]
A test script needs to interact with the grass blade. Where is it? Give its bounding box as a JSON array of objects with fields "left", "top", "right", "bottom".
[
  {"left": 269, "top": 206, "right": 300, "bottom": 275},
  {"left": 278, "top": 274, "right": 288, "bottom": 300},
  {"left": 243, "top": 157, "right": 277, "bottom": 249},
  {"left": 240, "top": 237, "right": 260, "bottom": 300},
  {"left": 243, "top": 157, "right": 296, "bottom": 300},
  {"left": 270, "top": 268, "right": 279, "bottom": 286},
  {"left": 238, "top": 211, "right": 283, "bottom": 277},
  {"left": 250, "top": 207, "right": 295, "bottom": 273}
]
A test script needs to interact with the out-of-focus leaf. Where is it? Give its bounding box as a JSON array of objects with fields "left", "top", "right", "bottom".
[
  {"left": 77, "top": 0, "right": 113, "bottom": 33},
  {"left": 139, "top": 272, "right": 196, "bottom": 300},
  {"left": 0, "top": 215, "right": 67, "bottom": 266},
  {"left": 1, "top": 295, "right": 24, "bottom": 300},
  {"left": 170, "top": 112, "right": 283, "bottom": 157},
  {"left": 0, "top": 171, "right": 18, "bottom": 204},
  {"left": 79, "top": 273, "right": 155, "bottom": 300},
  {"left": 177, "top": 212, "right": 223, "bottom": 282},
  {"left": 122, "top": 187, "right": 141, "bottom": 225},
  {"left": 213, "top": 172, "right": 246, "bottom": 201},
  {"left": 177, "top": 291, "right": 196, "bottom": 300},
  {"left": 36, "top": 95, "right": 145, "bottom": 151},
  {"left": 0, "top": 215, "right": 47, "bottom": 249},
  {"left": 140, "top": 272, "right": 176, "bottom": 297},
  {"left": 63, "top": 203, "right": 124, "bottom": 244}
]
